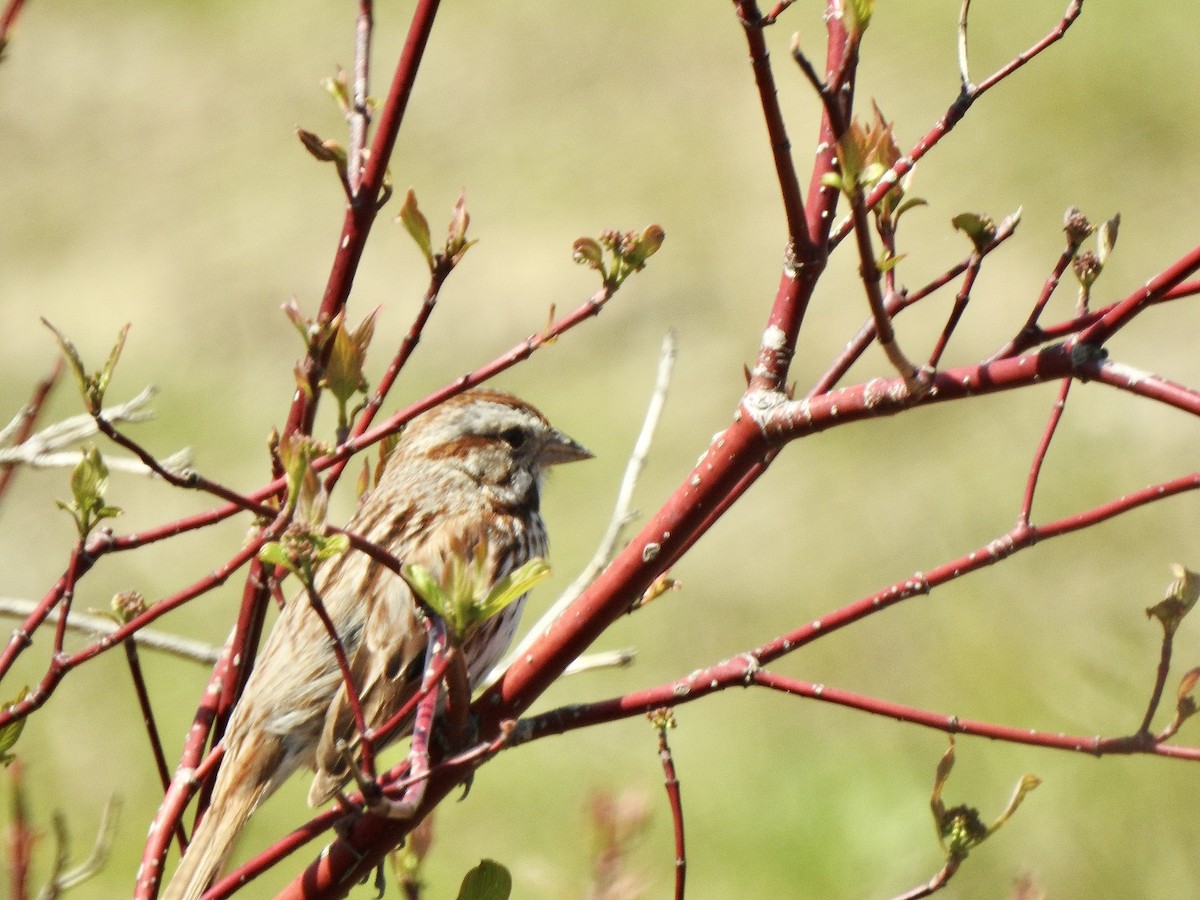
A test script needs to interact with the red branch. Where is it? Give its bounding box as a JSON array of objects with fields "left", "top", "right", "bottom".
[
  {"left": 0, "top": 356, "right": 62, "bottom": 505},
  {"left": 283, "top": 0, "right": 443, "bottom": 440}
]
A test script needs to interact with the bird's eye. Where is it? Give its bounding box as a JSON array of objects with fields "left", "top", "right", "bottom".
[{"left": 499, "top": 427, "right": 527, "bottom": 449}]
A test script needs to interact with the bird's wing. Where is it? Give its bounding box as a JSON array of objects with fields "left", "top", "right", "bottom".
[{"left": 307, "top": 513, "right": 498, "bottom": 806}]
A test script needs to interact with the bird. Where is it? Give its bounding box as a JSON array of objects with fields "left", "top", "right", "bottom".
[{"left": 162, "top": 388, "right": 591, "bottom": 900}]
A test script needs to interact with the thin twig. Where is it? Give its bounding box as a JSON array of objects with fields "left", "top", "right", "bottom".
[
  {"left": 0, "top": 599, "right": 220, "bottom": 663},
  {"left": 0, "top": 356, "right": 63, "bottom": 504},
  {"left": 44, "top": 797, "right": 121, "bottom": 895},
  {"left": 889, "top": 858, "right": 960, "bottom": 900},
  {"left": 347, "top": 0, "right": 374, "bottom": 196},
  {"left": 1019, "top": 378, "right": 1071, "bottom": 525},
  {"left": 0, "top": 0, "right": 28, "bottom": 53},
  {"left": 563, "top": 648, "right": 637, "bottom": 677},
  {"left": 829, "top": 0, "right": 1084, "bottom": 250},
  {"left": 652, "top": 713, "right": 686, "bottom": 900},
  {"left": 0, "top": 387, "right": 175, "bottom": 467},
  {"left": 956, "top": 0, "right": 973, "bottom": 91}
]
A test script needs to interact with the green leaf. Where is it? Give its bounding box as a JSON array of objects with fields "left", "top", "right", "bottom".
[
  {"left": 323, "top": 315, "right": 369, "bottom": 406},
  {"left": 41, "top": 318, "right": 89, "bottom": 398},
  {"left": 71, "top": 445, "right": 108, "bottom": 513},
  {"left": 97, "top": 323, "right": 130, "bottom": 399},
  {"left": 42, "top": 320, "right": 130, "bottom": 412},
  {"left": 404, "top": 562, "right": 448, "bottom": 613},
  {"left": 623, "top": 224, "right": 666, "bottom": 269},
  {"left": 0, "top": 688, "right": 28, "bottom": 766},
  {"left": 456, "top": 859, "right": 512, "bottom": 900},
  {"left": 397, "top": 188, "right": 434, "bottom": 270},
  {"left": 820, "top": 171, "right": 845, "bottom": 193},
  {"left": 312, "top": 532, "right": 350, "bottom": 562},
  {"left": 987, "top": 774, "right": 1041, "bottom": 836},
  {"left": 951, "top": 212, "right": 997, "bottom": 251},
  {"left": 480, "top": 558, "right": 551, "bottom": 621},
  {"left": 842, "top": 0, "right": 874, "bottom": 35},
  {"left": 321, "top": 67, "right": 350, "bottom": 113},
  {"left": 58, "top": 446, "right": 122, "bottom": 537},
  {"left": 258, "top": 541, "right": 297, "bottom": 575},
  {"left": 892, "top": 197, "right": 928, "bottom": 222}
]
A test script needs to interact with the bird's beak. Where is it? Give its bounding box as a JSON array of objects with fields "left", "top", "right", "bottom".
[{"left": 540, "top": 428, "right": 594, "bottom": 466}]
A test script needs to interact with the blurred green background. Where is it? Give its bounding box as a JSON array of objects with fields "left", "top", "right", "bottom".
[{"left": 4, "top": 1, "right": 1200, "bottom": 897}]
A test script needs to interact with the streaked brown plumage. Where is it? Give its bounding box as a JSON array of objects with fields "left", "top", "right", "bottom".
[{"left": 163, "top": 389, "right": 590, "bottom": 900}]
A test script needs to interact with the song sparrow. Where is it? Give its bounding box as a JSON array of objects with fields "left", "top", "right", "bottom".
[{"left": 163, "top": 388, "right": 591, "bottom": 900}]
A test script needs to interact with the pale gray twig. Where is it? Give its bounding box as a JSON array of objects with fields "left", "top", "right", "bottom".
[
  {"left": 563, "top": 647, "right": 637, "bottom": 677},
  {"left": 38, "top": 796, "right": 122, "bottom": 899},
  {"left": 0, "top": 386, "right": 192, "bottom": 475},
  {"left": 0, "top": 599, "right": 219, "bottom": 664}
]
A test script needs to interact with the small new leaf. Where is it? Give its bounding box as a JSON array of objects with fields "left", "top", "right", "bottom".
[
  {"left": 398, "top": 188, "right": 434, "bottom": 270},
  {"left": 0, "top": 687, "right": 28, "bottom": 765},
  {"left": 322, "top": 309, "right": 378, "bottom": 439},
  {"left": 576, "top": 225, "right": 666, "bottom": 289},
  {"left": 57, "top": 446, "right": 122, "bottom": 537},
  {"left": 445, "top": 190, "right": 476, "bottom": 265},
  {"left": 322, "top": 67, "right": 351, "bottom": 113},
  {"left": 1097, "top": 213, "right": 1120, "bottom": 266},
  {"left": 1146, "top": 563, "right": 1200, "bottom": 638},
  {"left": 988, "top": 774, "right": 1041, "bottom": 836},
  {"left": 480, "top": 558, "right": 551, "bottom": 621},
  {"left": 111, "top": 590, "right": 148, "bottom": 624},
  {"left": 929, "top": 738, "right": 1038, "bottom": 861},
  {"left": 42, "top": 320, "right": 130, "bottom": 413},
  {"left": 571, "top": 237, "right": 604, "bottom": 270},
  {"left": 840, "top": 0, "right": 874, "bottom": 36},
  {"left": 404, "top": 540, "right": 549, "bottom": 640},
  {"left": 297, "top": 127, "right": 341, "bottom": 163},
  {"left": 952, "top": 213, "right": 997, "bottom": 251},
  {"left": 1176, "top": 667, "right": 1200, "bottom": 724},
  {"left": 456, "top": 859, "right": 512, "bottom": 900},
  {"left": 258, "top": 541, "right": 298, "bottom": 576}
]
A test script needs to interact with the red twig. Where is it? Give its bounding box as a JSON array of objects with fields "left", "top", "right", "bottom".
[
  {"left": 1078, "top": 242, "right": 1200, "bottom": 347},
  {"left": 0, "top": 532, "right": 268, "bottom": 728},
  {"left": 926, "top": 252, "right": 982, "bottom": 370},
  {"left": 1019, "top": 377, "right": 1071, "bottom": 525},
  {"left": 731, "top": 1, "right": 811, "bottom": 253},
  {"left": 652, "top": 714, "right": 686, "bottom": 900},
  {"left": 513, "top": 459, "right": 1200, "bottom": 750},
  {"left": 284, "top": 0, "right": 443, "bottom": 441},
  {"left": 811, "top": 221, "right": 1018, "bottom": 395},
  {"left": 323, "top": 259, "right": 456, "bottom": 492},
  {"left": 6, "top": 760, "right": 32, "bottom": 900},
  {"left": 1138, "top": 629, "right": 1175, "bottom": 737},
  {"left": 134, "top": 743, "right": 227, "bottom": 898},
  {"left": 299, "top": 580, "right": 375, "bottom": 781},
  {"left": 889, "top": 858, "right": 960, "bottom": 900},
  {"left": 829, "top": 1, "right": 1083, "bottom": 250},
  {"left": 0, "top": 356, "right": 62, "bottom": 506},
  {"left": 988, "top": 241, "right": 1078, "bottom": 361},
  {"left": 0, "top": 0, "right": 27, "bottom": 51}
]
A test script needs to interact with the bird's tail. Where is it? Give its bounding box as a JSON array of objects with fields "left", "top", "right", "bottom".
[{"left": 160, "top": 780, "right": 261, "bottom": 900}]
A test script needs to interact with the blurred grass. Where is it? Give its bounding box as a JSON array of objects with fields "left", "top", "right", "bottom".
[{"left": 3, "top": 1, "right": 1200, "bottom": 897}]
